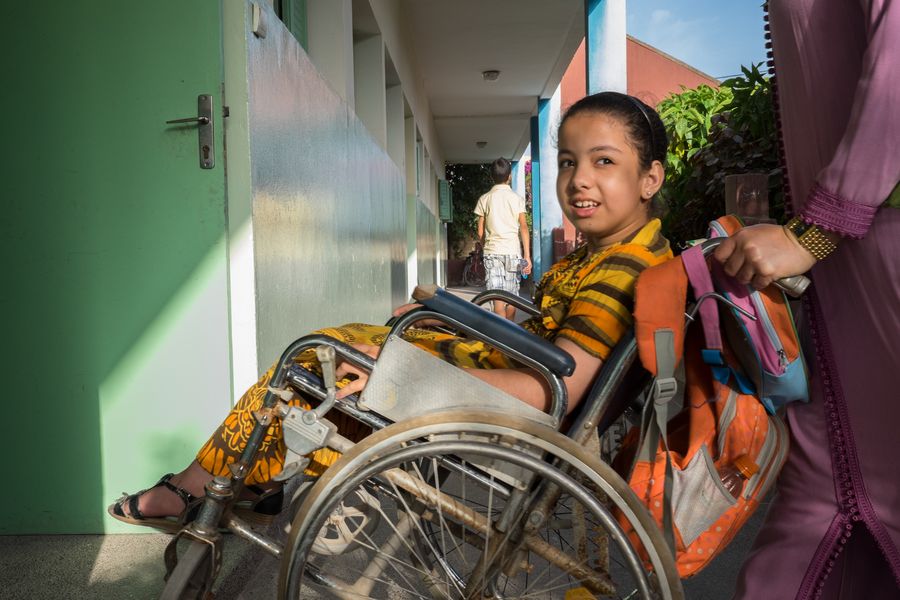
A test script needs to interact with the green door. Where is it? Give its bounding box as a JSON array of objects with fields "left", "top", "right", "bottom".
[{"left": 3, "top": 1, "right": 233, "bottom": 533}]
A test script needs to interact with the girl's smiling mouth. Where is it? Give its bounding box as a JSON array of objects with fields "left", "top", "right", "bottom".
[{"left": 571, "top": 197, "right": 601, "bottom": 217}]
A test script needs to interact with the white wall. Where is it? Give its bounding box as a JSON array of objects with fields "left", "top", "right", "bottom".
[
  {"left": 353, "top": 34, "right": 387, "bottom": 147},
  {"left": 306, "top": 0, "right": 354, "bottom": 104},
  {"left": 368, "top": 0, "right": 445, "bottom": 178}
]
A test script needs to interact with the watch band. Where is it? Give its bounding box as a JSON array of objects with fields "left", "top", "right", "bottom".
[{"left": 784, "top": 216, "right": 838, "bottom": 261}]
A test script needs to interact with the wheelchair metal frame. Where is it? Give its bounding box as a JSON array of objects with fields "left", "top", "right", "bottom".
[{"left": 160, "top": 239, "right": 807, "bottom": 599}]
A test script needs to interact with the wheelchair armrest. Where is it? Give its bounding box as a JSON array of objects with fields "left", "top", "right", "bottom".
[
  {"left": 470, "top": 289, "right": 541, "bottom": 317},
  {"left": 411, "top": 285, "right": 575, "bottom": 377}
]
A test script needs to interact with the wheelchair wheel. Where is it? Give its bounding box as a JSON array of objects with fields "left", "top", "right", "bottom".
[
  {"left": 160, "top": 537, "right": 214, "bottom": 600},
  {"left": 279, "top": 410, "right": 682, "bottom": 600}
]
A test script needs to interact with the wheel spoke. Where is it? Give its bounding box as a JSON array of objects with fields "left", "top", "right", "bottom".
[{"left": 284, "top": 415, "right": 682, "bottom": 600}]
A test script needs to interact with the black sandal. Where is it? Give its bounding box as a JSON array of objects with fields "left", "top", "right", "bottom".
[
  {"left": 108, "top": 473, "right": 201, "bottom": 533},
  {"left": 232, "top": 485, "right": 284, "bottom": 526}
]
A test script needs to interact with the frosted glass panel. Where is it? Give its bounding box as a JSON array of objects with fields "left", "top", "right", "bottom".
[{"left": 246, "top": 3, "right": 405, "bottom": 368}]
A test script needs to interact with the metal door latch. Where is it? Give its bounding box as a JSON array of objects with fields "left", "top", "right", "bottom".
[{"left": 166, "top": 94, "right": 215, "bottom": 169}]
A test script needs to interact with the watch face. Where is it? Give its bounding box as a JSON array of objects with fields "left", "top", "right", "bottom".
[{"left": 788, "top": 218, "right": 811, "bottom": 236}]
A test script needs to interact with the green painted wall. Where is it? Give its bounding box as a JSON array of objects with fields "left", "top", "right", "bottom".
[{"left": 2, "top": 1, "right": 233, "bottom": 533}]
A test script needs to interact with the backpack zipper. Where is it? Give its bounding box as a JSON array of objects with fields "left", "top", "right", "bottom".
[
  {"left": 749, "top": 291, "right": 788, "bottom": 372},
  {"left": 744, "top": 413, "right": 789, "bottom": 498},
  {"left": 716, "top": 388, "right": 739, "bottom": 458},
  {"left": 709, "top": 220, "right": 787, "bottom": 374}
]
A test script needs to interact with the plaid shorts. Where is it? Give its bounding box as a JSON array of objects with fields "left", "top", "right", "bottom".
[{"left": 483, "top": 254, "right": 520, "bottom": 294}]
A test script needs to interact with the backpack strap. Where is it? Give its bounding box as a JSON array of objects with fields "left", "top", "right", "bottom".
[
  {"left": 681, "top": 245, "right": 733, "bottom": 387},
  {"left": 632, "top": 328, "right": 678, "bottom": 554},
  {"left": 633, "top": 258, "right": 689, "bottom": 375}
]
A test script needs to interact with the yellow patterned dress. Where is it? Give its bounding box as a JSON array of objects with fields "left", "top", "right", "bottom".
[{"left": 196, "top": 219, "right": 671, "bottom": 484}]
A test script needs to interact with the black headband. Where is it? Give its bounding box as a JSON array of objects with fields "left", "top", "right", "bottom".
[{"left": 624, "top": 95, "right": 657, "bottom": 161}]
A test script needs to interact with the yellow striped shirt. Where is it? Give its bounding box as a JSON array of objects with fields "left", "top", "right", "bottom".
[{"left": 522, "top": 218, "right": 672, "bottom": 360}]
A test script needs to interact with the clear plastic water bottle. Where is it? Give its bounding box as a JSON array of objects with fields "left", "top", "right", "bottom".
[
  {"left": 718, "top": 455, "right": 759, "bottom": 499},
  {"left": 518, "top": 258, "right": 529, "bottom": 280}
]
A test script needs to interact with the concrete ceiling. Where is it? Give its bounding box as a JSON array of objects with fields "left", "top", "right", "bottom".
[{"left": 398, "top": 0, "right": 584, "bottom": 164}]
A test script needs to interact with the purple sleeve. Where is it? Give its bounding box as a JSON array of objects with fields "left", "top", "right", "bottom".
[{"left": 802, "top": 0, "right": 900, "bottom": 238}]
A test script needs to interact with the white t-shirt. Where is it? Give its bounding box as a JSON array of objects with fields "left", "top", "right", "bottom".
[{"left": 474, "top": 184, "right": 526, "bottom": 256}]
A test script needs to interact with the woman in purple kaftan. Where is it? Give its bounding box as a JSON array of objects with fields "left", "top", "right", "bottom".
[{"left": 714, "top": 1, "right": 900, "bottom": 598}]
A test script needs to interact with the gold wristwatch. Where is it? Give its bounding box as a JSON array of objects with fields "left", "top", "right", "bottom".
[{"left": 784, "top": 216, "right": 838, "bottom": 261}]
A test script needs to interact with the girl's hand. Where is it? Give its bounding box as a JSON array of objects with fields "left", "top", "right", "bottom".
[
  {"left": 392, "top": 302, "right": 423, "bottom": 317},
  {"left": 335, "top": 343, "right": 380, "bottom": 399},
  {"left": 712, "top": 224, "right": 818, "bottom": 290},
  {"left": 391, "top": 302, "right": 445, "bottom": 329}
]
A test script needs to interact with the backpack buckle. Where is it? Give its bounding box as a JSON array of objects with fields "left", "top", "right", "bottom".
[
  {"left": 701, "top": 349, "right": 725, "bottom": 365},
  {"left": 653, "top": 377, "right": 678, "bottom": 404}
]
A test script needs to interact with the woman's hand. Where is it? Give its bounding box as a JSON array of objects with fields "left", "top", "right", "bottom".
[
  {"left": 712, "top": 224, "right": 818, "bottom": 290},
  {"left": 335, "top": 343, "right": 380, "bottom": 399}
]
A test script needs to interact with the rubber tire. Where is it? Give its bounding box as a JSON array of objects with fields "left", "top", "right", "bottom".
[{"left": 279, "top": 410, "right": 682, "bottom": 600}]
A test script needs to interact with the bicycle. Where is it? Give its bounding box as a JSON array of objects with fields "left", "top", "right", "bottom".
[{"left": 461, "top": 242, "right": 485, "bottom": 287}]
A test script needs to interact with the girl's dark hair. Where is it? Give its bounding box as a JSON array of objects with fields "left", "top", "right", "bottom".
[
  {"left": 558, "top": 92, "right": 668, "bottom": 171},
  {"left": 558, "top": 92, "right": 669, "bottom": 216}
]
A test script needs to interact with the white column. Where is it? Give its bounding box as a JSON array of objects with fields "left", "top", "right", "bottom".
[
  {"left": 586, "top": 0, "right": 627, "bottom": 93},
  {"left": 538, "top": 86, "right": 562, "bottom": 268},
  {"left": 306, "top": 0, "right": 354, "bottom": 105},
  {"left": 512, "top": 146, "right": 529, "bottom": 198},
  {"left": 353, "top": 34, "right": 387, "bottom": 148}
]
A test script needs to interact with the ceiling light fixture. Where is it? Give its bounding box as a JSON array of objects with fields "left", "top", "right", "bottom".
[
  {"left": 476, "top": 141, "right": 487, "bottom": 148},
  {"left": 482, "top": 69, "right": 501, "bottom": 81}
]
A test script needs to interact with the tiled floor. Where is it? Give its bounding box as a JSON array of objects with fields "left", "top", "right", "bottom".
[
  {"left": 0, "top": 502, "right": 767, "bottom": 598},
  {"left": 0, "top": 286, "right": 770, "bottom": 599},
  {"left": 1, "top": 455, "right": 772, "bottom": 600}
]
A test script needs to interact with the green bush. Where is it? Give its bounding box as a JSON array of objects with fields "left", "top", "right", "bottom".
[
  {"left": 445, "top": 163, "right": 493, "bottom": 257},
  {"left": 658, "top": 64, "right": 782, "bottom": 248},
  {"left": 445, "top": 162, "right": 533, "bottom": 258}
]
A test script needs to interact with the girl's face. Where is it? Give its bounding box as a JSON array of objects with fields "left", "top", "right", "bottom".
[{"left": 556, "top": 113, "right": 663, "bottom": 251}]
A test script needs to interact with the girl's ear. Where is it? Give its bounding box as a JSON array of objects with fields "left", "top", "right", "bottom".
[{"left": 641, "top": 160, "right": 665, "bottom": 200}]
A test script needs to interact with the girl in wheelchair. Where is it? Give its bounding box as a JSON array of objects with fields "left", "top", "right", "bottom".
[{"left": 110, "top": 91, "right": 674, "bottom": 534}]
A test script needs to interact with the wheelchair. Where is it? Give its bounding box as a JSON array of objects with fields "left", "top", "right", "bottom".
[{"left": 160, "top": 239, "right": 807, "bottom": 599}]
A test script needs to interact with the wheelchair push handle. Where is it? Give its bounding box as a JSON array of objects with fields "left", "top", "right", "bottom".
[
  {"left": 411, "top": 284, "right": 440, "bottom": 302},
  {"left": 699, "top": 239, "right": 810, "bottom": 298}
]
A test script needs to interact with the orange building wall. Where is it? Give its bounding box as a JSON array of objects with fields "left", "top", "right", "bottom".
[
  {"left": 626, "top": 37, "right": 720, "bottom": 106},
  {"left": 561, "top": 41, "right": 588, "bottom": 113},
  {"left": 560, "top": 37, "right": 719, "bottom": 110}
]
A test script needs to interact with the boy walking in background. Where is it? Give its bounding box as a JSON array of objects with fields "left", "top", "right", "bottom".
[{"left": 474, "top": 158, "right": 532, "bottom": 319}]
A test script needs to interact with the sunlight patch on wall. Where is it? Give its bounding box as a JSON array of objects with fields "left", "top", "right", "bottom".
[
  {"left": 227, "top": 218, "right": 260, "bottom": 400},
  {"left": 99, "top": 237, "right": 231, "bottom": 532}
]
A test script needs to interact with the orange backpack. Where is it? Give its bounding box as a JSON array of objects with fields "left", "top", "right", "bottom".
[{"left": 613, "top": 216, "right": 804, "bottom": 578}]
